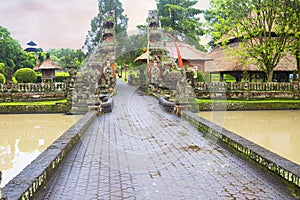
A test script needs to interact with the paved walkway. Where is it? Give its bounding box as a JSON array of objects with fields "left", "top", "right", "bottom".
[{"left": 36, "top": 80, "right": 298, "bottom": 199}]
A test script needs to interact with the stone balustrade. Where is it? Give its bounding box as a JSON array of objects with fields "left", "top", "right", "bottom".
[
  {"left": 195, "top": 82, "right": 300, "bottom": 92},
  {"left": 0, "top": 83, "right": 67, "bottom": 102},
  {"left": 0, "top": 82, "right": 67, "bottom": 93},
  {"left": 194, "top": 82, "right": 300, "bottom": 100}
]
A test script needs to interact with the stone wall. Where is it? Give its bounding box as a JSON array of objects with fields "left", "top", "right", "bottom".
[
  {"left": 0, "top": 103, "right": 70, "bottom": 114},
  {"left": 198, "top": 101, "right": 300, "bottom": 111},
  {"left": 194, "top": 82, "right": 300, "bottom": 100},
  {"left": 0, "top": 83, "right": 67, "bottom": 102}
]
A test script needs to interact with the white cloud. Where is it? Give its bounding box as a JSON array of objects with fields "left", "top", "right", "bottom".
[
  {"left": 0, "top": 0, "right": 98, "bottom": 50},
  {"left": 121, "top": 0, "right": 157, "bottom": 31},
  {"left": 0, "top": 0, "right": 209, "bottom": 50}
]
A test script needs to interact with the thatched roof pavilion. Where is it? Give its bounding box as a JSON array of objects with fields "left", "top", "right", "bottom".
[
  {"left": 205, "top": 41, "right": 297, "bottom": 82},
  {"left": 34, "top": 55, "right": 62, "bottom": 82},
  {"left": 134, "top": 40, "right": 212, "bottom": 71},
  {"left": 164, "top": 40, "right": 212, "bottom": 71}
]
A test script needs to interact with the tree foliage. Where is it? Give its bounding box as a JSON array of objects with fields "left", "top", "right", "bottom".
[
  {"left": 84, "top": 0, "right": 128, "bottom": 54},
  {"left": 156, "top": 0, "right": 206, "bottom": 51},
  {"left": 14, "top": 68, "right": 37, "bottom": 83},
  {"left": 47, "top": 48, "right": 86, "bottom": 69},
  {"left": 0, "top": 63, "right": 4, "bottom": 74},
  {"left": 285, "top": 0, "right": 300, "bottom": 76},
  {"left": 115, "top": 28, "right": 148, "bottom": 72},
  {"left": 0, "top": 73, "right": 6, "bottom": 84},
  {"left": 0, "top": 26, "right": 37, "bottom": 81},
  {"left": 206, "top": 0, "right": 299, "bottom": 82}
]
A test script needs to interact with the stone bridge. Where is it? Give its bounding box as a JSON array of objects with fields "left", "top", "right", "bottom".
[
  {"left": 2, "top": 79, "right": 300, "bottom": 200},
  {"left": 2, "top": 7, "right": 300, "bottom": 199}
]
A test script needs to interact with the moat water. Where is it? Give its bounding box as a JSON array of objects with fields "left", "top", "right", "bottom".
[
  {"left": 199, "top": 110, "right": 300, "bottom": 165},
  {"left": 1, "top": 111, "right": 299, "bottom": 187},
  {"left": 0, "top": 114, "right": 80, "bottom": 187}
]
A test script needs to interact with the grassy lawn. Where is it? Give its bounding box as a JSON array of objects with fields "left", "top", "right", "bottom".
[{"left": 0, "top": 99, "right": 68, "bottom": 106}]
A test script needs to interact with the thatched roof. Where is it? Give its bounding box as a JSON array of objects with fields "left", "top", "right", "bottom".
[
  {"left": 134, "top": 40, "right": 212, "bottom": 63},
  {"left": 205, "top": 41, "right": 297, "bottom": 73},
  {"left": 164, "top": 41, "right": 212, "bottom": 61},
  {"left": 34, "top": 58, "right": 62, "bottom": 71}
]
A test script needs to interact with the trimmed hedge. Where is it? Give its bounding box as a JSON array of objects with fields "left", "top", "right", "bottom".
[{"left": 14, "top": 68, "right": 37, "bottom": 83}]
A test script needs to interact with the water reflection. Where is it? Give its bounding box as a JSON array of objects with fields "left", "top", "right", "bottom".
[
  {"left": 199, "top": 110, "right": 300, "bottom": 165},
  {"left": 0, "top": 114, "right": 80, "bottom": 187}
]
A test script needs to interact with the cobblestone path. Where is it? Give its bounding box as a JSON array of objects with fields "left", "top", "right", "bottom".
[{"left": 36, "top": 80, "right": 298, "bottom": 199}]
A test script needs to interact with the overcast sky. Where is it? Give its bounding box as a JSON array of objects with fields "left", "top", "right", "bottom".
[{"left": 0, "top": 0, "right": 210, "bottom": 50}]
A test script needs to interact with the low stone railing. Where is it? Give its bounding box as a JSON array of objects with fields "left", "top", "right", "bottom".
[
  {"left": 101, "top": 97, "right": 114, "bottom": 113},
  {"left": 194, "top": 82, "right": 300, "bottom": 100},
  {"left": 0, "top": 82, "right": 67, "bottom": 93},
  {"left": 159, "top": 97, "right": 175, "bottom": 112},
  {"left": 194, "top": 82, "right": 300, "bottom": 92},
  {"left": 0, "top": 83, "right": 67, "bottom": 102},
  {"left": 181, "top": 111, "right": 300, "bottom": 189}
]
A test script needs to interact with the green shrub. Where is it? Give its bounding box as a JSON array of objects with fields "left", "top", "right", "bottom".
[
  {"left": 12, "top": 77, "right": 18, "bottom": 84},
  {"left": 36, "top": 73, "right": 42, "bottom": 82},
  {"left": 0, "top": 63, "right": 5, "bottom": 74},
  {"left": 14, "top": 68, "right": 37, "bottom": 83},
  {"left": 55, "top": 75, "right": 69, "bottom": 82},
  {"left": 34, "top": 71, "right": 69, "bottom": 82},
  {"left": 197, "top": 71, "right": 210, "bottom": 82},
  {"left": 0, "top": 73, "right": 6, "bottom": 84},
  {"left": 55, "top": 71, "right": 69, "bottom": 82}
]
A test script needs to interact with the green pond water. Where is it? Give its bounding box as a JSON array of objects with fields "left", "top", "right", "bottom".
[
  {"left": 0, "top": 114, "right": 81, "bottom": 187},
  {"left": 199, "top": 110, "right": 300, "bottom": 165}
]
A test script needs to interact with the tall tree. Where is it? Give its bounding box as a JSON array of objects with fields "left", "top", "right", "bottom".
[
  {"left": 84, "top": 0, "right": 128, "bottom": 54},
  {"left": 0, "top": 26, "right": 37, "bottom": 81},
  {"left": 156, "top": 0, "right": 206, "bottom": 52},
  {"left": 286, "top": 0, "right": 300, "bottom": 78},
  {"left": 48, "top": 48, "right": 86, "bottom": 69},
  {"left": 206, "top": 0, "right": 298, "bottom": 82},
  {"left": 115, "top": 28, "right": 147, "bottom": 68}
]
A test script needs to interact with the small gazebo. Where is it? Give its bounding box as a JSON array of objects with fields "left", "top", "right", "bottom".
[{"left": 34, "top": 54, "right": 61, "bottom": 82}]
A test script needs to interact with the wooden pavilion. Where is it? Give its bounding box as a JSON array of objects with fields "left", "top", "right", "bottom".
[
  {"left": 164, "top": 40, "right": 213, "bottom": 71},
  {"left": 34, "top": 55, "right": 62, "bottom": 83},
  {"left": 205, "top": 41, "right": 297, "bottom": 82},
  {"left": 134, "top": 39, "right": 212, "bottom": 72}
]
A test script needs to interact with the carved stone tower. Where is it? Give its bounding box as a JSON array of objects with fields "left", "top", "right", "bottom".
[
  {"left": 70, "top": 10, "right": 116, "bottom": 114},
  {"left": 147, "top": 10, "right": 164, "bottom": 92},
  {"left": 98, "top": 10, "right": 116, "bottom": 95}
]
